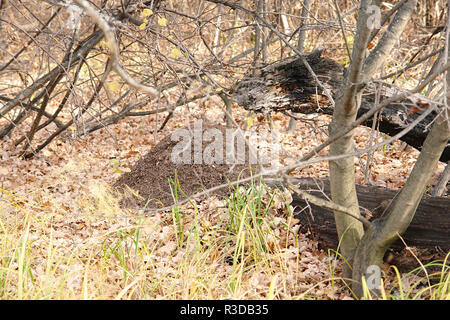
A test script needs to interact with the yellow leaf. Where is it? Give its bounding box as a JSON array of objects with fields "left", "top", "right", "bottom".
[
  {"left": 170, "top": 48, "right": 181, "bottom": 58},
  {"left": 139, "top": 22, "right": 147, "bottom": 30},
  {"left": 246, "top": 116, "right": 253, "bottom": 128},
  {"left": 69, "top": 125, "right": 76, "bottom": 131},
  {"left": 338, "top": 57, "right": 350, "bottom": 66},
  {"left": 346, "top": 35, "right": 354, "bottom": 45},
  {"left": 142, "top": 9, "right": 153, "bottom": 17},
  {"left": 158, "top": 17, "right": 167, "bottom": 26},
  {"left": 107, "top": 81, "right": 120, "bottom": 92}
]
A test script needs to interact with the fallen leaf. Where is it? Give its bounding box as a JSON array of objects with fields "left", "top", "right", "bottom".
[
  {"left": 139, "top": 22, "right": 147, "bottom": 30},
  {"left": 246, "top": 116, "right": 253, "bottom": 128},
  {"left": 142, "top": 9, "right": 153, "bottom": 17},
  {"left": 170, "top": 48, "right": 181, "bottom": 58},
  {"left": 158, "top": 17, "right": 167, "bottom": 26}
]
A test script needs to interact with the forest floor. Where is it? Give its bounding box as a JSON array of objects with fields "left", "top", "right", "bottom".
[{"left": 0, "top": 99, "right": 447, "bottom": 299}]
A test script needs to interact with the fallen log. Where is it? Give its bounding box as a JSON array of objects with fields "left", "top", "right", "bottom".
[
  {"left": 280, "top": 177, "right": 450, "bottom": 270},
  {"left": 232, "top": 49, "right": 450, "bottom": 162}
]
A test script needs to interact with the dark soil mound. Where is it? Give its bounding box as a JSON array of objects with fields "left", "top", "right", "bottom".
[{"left": 114, "top": 123, "right": 260, "bottom": 209}]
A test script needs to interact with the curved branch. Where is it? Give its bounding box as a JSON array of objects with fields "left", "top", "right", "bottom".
[
  {"left": 362, "top": 0, "right": 417, "bottom": 82},
  {"left": 73, "top": 0, "right": 159, "bottom": 97}
]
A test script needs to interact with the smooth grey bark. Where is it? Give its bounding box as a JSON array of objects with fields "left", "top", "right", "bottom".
[
  {"left": 362, "top": 0, "right": 417, "bottom": 81},
  {"left": 351, "top": 1, "right": 448, "bottom": 296},
  {"left": 328, "top": 0, "right": 419, "bottom": 288},
  {"left": 328, "top": 0, "right": 375, "bottom": 275},
  {"left": 297, "top": 0, "right": 311, "bottom": 51}
]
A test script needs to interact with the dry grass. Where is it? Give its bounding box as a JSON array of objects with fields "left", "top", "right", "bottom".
[
  {"left": 0, "top": 177, "right": 344, "bottom": 299},
  {"left": 1, "top": 170, "right": 448, "bottom": 300}
]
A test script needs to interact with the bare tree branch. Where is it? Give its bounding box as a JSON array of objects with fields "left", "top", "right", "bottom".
[
  {"left": 73, "top": 0, "right": 160, "bottom": 97},
  {"left": 363, "top": 0, "right": 417, "bottom": 82}
]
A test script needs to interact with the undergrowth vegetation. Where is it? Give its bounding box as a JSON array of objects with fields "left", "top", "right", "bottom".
[{"left": 0, "top": 180, "right": 448, "bottom": 299}]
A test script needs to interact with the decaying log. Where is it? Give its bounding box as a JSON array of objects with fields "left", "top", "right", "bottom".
[
  {"left": 282, "top": 177, "right": 450, "bottom": 269},
  {"left": 232, "top": 50, "right": 450, "bottom": 162}
]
